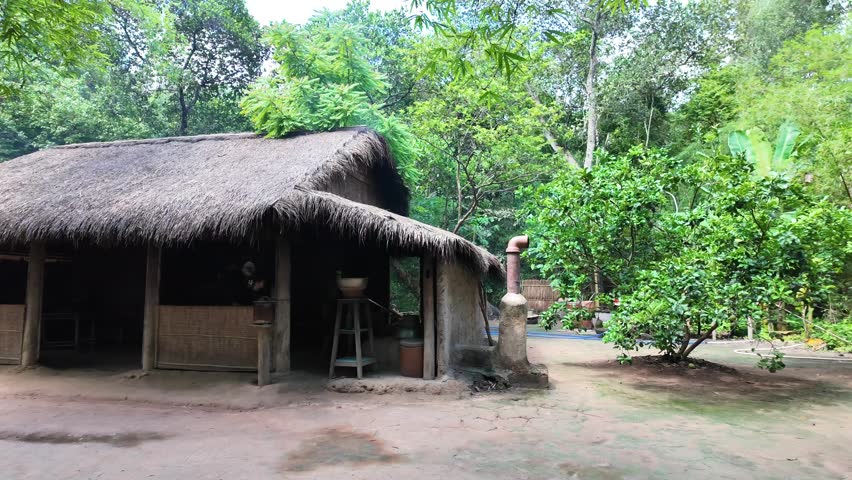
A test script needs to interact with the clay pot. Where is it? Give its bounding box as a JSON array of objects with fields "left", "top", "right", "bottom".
[{"left": 337, "top": 277, "right": 368, "bottom": 298}]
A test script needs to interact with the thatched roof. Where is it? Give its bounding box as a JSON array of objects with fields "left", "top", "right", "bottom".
[
  {"left": 0, "top": 128, "right": 502, "bottom": 277},
  {"left": 277, "top": 188, "right": 504, "bottom": 278}
]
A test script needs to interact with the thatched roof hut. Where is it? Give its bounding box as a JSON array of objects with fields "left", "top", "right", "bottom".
[
  {"left": 0, "top": 127, "right": 500, "bottom": 277},
  {"left": 0, "top": 127, "right": 500, "bottom": 379}
]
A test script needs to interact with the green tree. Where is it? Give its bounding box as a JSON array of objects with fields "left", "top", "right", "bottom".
[
  {"left": 112, "top": 0, "right": 265, "bottom": 135},
  {"left": 669, "top": 66, "right": 739, "bottom": 151},
  {"left": 733, "top": 0, "right": 845, "bottom": 68},
  {"left": 0, "top": 0, "right": 109, "bottom": 96},
  {"left": 407, "top": 44, "right": 558, "bottom": 238},
  {"left": 522, "top": 147, "right": 683, "bottom": 307},
  {"left": 598, "top": 1, "right": 734, "bottom": 152},
  {"left": 305, "top": 1, "right": 421, "bottom": 114},
  {"left": 0, "top": 67, "right": 155, "bottom": 159},
  {"left": 240, "top": 21, "right": 418, "bottom": 182},
  {"left": 733, "top": 20, "right": 852, "bottom": 204},
  {"left": 0, "top": 0, "right": 263, "bottom": 159},
  {"left": 526, "top": 148, "right": 852, "bottom": 365}
]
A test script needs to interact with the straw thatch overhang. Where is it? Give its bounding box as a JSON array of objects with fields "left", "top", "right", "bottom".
[
  {"left": 277, "top": 188, "right": 504, "bottom": 279},
  {"left": 0, "top": 127, "right": 502, "bottom": 278}
]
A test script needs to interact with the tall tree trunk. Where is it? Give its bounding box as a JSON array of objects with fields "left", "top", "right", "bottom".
[
  {"left": 839, "top": 169, "right": 852, "bottom": 207},
  {"left": 178, "top": 86, "right": 189, "bottom": 136},
  {"left": 644, "top": 94, "right": 655, "bottom": 147},
  {"left": 583, "top": 9, "right": 602, "bottom": 170},
  {"left": 455, "top": 162, "right": 463, "bottom": 225}
]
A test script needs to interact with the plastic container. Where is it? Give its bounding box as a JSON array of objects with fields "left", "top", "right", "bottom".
[{"left": 399, "top": 338, "right": 424, "bottom": 378}]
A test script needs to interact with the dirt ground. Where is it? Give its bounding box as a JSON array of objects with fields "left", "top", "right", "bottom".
[{"left": 1, "top": 338, "right": 851, "bottom": 480}]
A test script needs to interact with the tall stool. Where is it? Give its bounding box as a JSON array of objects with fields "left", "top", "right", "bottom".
[{"left": 329, "top": 298, "right": 376, "bottom": 379}]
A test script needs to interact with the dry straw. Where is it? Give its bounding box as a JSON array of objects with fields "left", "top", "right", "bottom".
[{"left": 0, "top": 127, "right": 502, "bottom": 278}]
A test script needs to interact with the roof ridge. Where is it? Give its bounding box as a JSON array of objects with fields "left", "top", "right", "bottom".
[
  {"left": 52, "top": 132, "right": 260, "bottom": 150},
  {"left": 49, "top": 127, "right": 374, "bottom": 151}
]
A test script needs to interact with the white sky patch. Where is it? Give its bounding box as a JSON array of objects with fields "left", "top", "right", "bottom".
[{"left": 246, "top": 0, "right": 410, "bottom": 25}]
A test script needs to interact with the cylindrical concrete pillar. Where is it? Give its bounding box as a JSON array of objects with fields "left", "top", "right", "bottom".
[{"left": 496, "top": 293, "right": 528, "bottom": 366}]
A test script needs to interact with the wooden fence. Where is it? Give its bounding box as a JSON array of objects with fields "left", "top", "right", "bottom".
[
  {"left": 521, "top": 279, "right": 559, "bottom": 313},
  {"left": 0, "top": 305, "right": 24, "bottom": 364},
  {"left": 157, "top": 305, "right": 256, "bottom": 371}
]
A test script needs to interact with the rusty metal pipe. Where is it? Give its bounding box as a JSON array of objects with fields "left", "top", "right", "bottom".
[{"left": 505, "top": 235, "right": 529, "bottom": 294}]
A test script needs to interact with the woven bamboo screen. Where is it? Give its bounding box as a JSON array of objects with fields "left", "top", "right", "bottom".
[
  {"left": 521, "top": 279, "right": 559, "bottom": 313},
  {"left": 157, "top": 306, "right": 256, "bottom": 371},
  {"left": 0, "top": 304, "right": 24, "bottom": 364}
]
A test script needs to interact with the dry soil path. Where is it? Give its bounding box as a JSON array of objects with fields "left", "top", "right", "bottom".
[{"left": 1, "top": 339, "right": 850, "bottom": 479}]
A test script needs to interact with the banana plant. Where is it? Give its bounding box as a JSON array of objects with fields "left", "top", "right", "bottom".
[{"left": 728, "top": 121, "right": 801, "bottom": 178}]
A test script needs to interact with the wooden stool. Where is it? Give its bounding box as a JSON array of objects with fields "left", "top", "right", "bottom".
[{"left": 329, "top": 298, "right": 376, "bottom": 379}]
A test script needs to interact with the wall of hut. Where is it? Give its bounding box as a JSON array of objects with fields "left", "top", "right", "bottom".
[{"left": 436, "top": 262, "right": 487, "bottom": 376}]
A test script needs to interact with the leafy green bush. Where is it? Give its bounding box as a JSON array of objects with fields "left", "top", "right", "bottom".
[
  {"left": 522, "top": 147, "right": 683, "bottom": 306},
  {"left": 814, "top": 321, "right": 852, "bottom": 353},
  {"left": 241, "top": 22, "right": 419, "bottom": 183},
  {"left": 524, "top": 148, "right": 852, "bottom": 366}
]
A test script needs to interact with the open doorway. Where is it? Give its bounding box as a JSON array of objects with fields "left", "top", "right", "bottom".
[
  {"left": 289, "top": 227, "right": 415, "bottom": 378},
  {"left": 38, "top": 246, "right": 145, "bottom": 370}
]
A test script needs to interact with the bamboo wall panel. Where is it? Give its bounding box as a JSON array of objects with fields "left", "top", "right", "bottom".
[
  {"left": 521, "top": 279, "right": 559, "bottom": 313},
  {"left": 0, "top": 305, "right": 25, "bottom": 364},
  {"left": 157, "top": 306, "right": 256, "bottom": 371}
]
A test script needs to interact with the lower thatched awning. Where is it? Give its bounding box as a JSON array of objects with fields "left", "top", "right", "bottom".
[{"left": 274, "top": 189, "right": 504, "bottom": 280}]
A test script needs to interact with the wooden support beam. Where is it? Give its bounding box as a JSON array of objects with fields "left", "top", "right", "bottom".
[
  {"left": 255, "top": 323, "right": 272, "bottom": 387},
  {"left": 273, "top": 236, "right": 291, "bottom": 373},
  {"left": 142, "top": 245, "right": 161, "bottom": 372},
  {"left": 21, "top": 241, "right": 46, "bottom": 367},
  {"left": 421, "top": 255, "right": 436, "bottom": 380}
]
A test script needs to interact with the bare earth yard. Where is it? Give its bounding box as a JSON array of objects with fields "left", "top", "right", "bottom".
[{"left": 1, "top": 338, "right": 850, "bottom": 480}]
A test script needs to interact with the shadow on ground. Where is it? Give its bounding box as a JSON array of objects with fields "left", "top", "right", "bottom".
[{"left": 565, "top": 355, "right": 852, "bottom": 422}]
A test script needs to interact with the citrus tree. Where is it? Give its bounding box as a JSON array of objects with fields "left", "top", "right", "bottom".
[{"left": 524, "top": 148, "right": 852, "bottom": 367}]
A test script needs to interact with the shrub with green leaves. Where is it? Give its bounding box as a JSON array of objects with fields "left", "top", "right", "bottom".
[
  {"left": 525, "top": 148, "right": 852, "bottom": 366},
  {"left": 241, "top": 22, "right": 419, "bottom": 184},
  {"left": 814, "top": 321, "right": 852, "bottom": 353},
  {"left": 522, "top": 147, "right": 685, "bottom": 308}
]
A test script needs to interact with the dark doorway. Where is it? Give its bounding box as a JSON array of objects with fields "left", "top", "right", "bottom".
[
  {"left": 39, "top": 246, "right": 145, "bottom": 370},
  {"left": 289, "top": 227, "right": 396, "bottom": 375}
]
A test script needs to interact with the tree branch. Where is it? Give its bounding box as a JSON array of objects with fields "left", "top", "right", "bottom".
[
  {"left": 526, "top": 83, "right": 580, "bottom": 168},
  {"left": 682, "top": 320, "right": 719, "bottom": 358}
]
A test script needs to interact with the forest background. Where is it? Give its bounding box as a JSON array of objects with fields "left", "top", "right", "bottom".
[{"left": 2, "top": 0, "right": 850, "bottom": 360}]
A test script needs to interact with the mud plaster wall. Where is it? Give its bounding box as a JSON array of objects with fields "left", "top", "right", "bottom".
[
  {"left": 436, "top": 262, "right": 486, "bottom": 376},
  {"left": 319, "top": 171, "right": 382, "bottom": 207}
]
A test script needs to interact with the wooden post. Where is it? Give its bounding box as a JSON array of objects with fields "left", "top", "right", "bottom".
[
  {"left": 421, "top": 255, "right": 436, "bottom": 380},
  {"left": 21, "top": 241, "right": 46, "bottom": 367},
  {"left": 273, "top": 236, "right": 291, "bottom": 373},
  {"left": 747, "top": 317, "right": 754, "bottom": 342},
  {"left": 255, "top": 322, "right": 272, "bottom": 387},
  {"left": 142, "top": 245, "right": 161, "bottom": 372}
]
